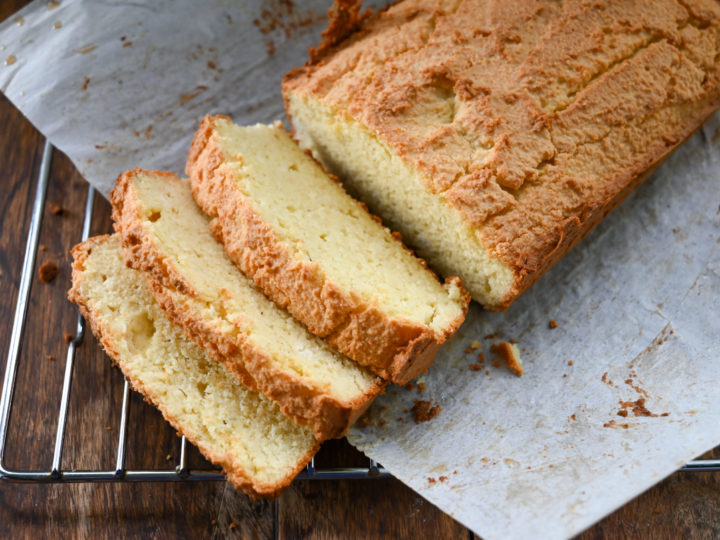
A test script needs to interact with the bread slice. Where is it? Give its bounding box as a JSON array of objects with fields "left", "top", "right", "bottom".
[
  {"left": 67, "top": 235, "right": 319, "bottom": 497},
  {"left": 111, "top": 170, "right": 382, "bottom": 440},
  {"left": 283, "top": 0, "right": 720, "bottom": 310},
  {"left": 186, "top": 116, "right": 469, "bottom": 384}
]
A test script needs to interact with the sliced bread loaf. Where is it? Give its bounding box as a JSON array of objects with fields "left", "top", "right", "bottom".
[
  {"left": 283, "top": 0, "right": 720, "bottom": 310},
  {"left": 186, "top": 116, "right": 469, "bottom": 384},
  {"left": 68, "top": 235, "right": 319, "bottom": 497},
  {"left": 111, "top": 170, "right": 382, "bottom": 440}
]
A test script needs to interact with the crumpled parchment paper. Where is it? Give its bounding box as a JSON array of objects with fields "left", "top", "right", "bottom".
[{"left": 1, "top": 2, "right": 719, "bottom": 538}]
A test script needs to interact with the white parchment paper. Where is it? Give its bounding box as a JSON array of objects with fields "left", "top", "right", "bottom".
[{"left": 2, "top": 2, "right": 719, "bottom": 538}]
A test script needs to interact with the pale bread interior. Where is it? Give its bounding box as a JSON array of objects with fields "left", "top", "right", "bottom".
[
  {"left": 286, "top": 95, "right": 515, "bottom": 308},
  {"left": 212, "top": 117, "right": 467, "bottom": 333},
  {"left": 72, "top": 236, "right": 316, "bottom": 490},
  {"left": 129, "top": 171, "right": 378, "bottom": 400}
]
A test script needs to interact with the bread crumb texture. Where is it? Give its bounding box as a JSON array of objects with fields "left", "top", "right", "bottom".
[
  {"left": 186, "top": 116, "right": 468, "bottom": 383},
  {"left": 67, "top": 235, "right": 318, "bottom": 497},
  {"left": 110, "top": 170, "right": 381, "bottom": 440},
  {"left": 284, "top": 0, "right": 720, "bottom": 309}
]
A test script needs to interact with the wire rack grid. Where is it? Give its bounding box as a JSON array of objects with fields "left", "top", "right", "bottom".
[
  {"left": 1, "top": 142, "right": 718, "bottom": 486},
  {"left": 0, "top": 141, "right": 392, "bottom": 484}
]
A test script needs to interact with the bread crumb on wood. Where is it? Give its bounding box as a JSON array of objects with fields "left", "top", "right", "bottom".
[
  {"left": 412, "top": 399, "right": 441, "bottom": 423},
  {"left": 48, "top": 202, "right": 64, "bottom": 215},
  {"left": 491, "top": 341, "right": 523, "bottom": 376},
  {"left": 38, "top": 260, "right": 59, "bottom": 282},
  {"left": 46, "top": 355, "right": 54, "bottom": 361},
  {"left": 64, "top": 332, "right": 73, "bottom": 343}
]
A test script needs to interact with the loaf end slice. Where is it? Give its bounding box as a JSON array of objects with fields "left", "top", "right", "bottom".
[
  {"left": 111, "top": 169, "right": 383, "bottom": 440},
  {"left": 186, "top": 115, "right": 469, "bottom": 384},
  {"left": 67, "top": 235, "right": 319, "bottom": 497}
]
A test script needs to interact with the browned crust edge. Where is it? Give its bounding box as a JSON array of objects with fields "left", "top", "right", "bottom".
[
  {"left": 186, "top": 115, "right": 469, "bottom": 384},
  {"left": 67, "top": 235, "right": 319, "bottom": 499},
  {"left": 494, "top": 109, "right": 719, "bottom": 311},
  {"left": 307, "top": 0, "right": 369, "bottom": 64},
  {"left": 110, "top": 170, "right": 384, "bottom": 440}
]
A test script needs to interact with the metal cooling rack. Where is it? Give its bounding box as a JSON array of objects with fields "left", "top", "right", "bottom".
[
  {"left": 1, "top": 143, "right": 718, "bottom": 485},
  {"left": 0, "top": 141, "right": 390, "bottom": 484}
]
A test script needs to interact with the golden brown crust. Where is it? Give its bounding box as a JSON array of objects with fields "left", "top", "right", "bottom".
[
  {"left": 67, "top": 236, "right": 319, "bottom": 498},
  {"left": 307, "top": 0, "right": 369, "bottom": 63},
  {"left": 284, "top": 0, "right": 720, "bottom": 309},
  {"left": 491, "top": 341, "right": 523, "bottom": 376},
  {"left": 146, "top": 277, "right": 378, "bottom": 440},
  {"left": 186, "top": 115, "right": 469, "bottom": 384},
  {"left": 110, "top": 171, "right": 384, "bottom": 440}
]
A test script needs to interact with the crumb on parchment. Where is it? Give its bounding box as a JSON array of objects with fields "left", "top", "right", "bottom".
[
  {"left": 491, "top": 341, "right": 523, "bottom": 376},
  {"left": 412, "top": 399, "right": 441, "bottom": 423}
]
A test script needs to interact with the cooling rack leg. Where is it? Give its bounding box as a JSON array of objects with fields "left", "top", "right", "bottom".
[
  {"left": 114, "top": 380, "right": 131, "bottom": 478},
  {"left": 51, "top": 335, "right": 77, "bottom": 477},
  {"left": 177, "top": 436, "right": 189, "bottom": 479},
  {"left": 51, "top": 184, "right": 95, "bottom": 478},
  {"left": 0, "top": 141, "right": 53, "bottom": 476}
]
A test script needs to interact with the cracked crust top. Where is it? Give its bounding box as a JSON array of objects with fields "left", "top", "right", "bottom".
[{"left": 284, "top": 0, "right": 720, "bottom": 307}]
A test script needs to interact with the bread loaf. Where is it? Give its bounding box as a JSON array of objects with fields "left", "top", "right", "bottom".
[
  {"left": 283, "top": 0, "right": 720, "bottom": 309},
  {"left": 111, "top": 170, "right": 382, "bottom": 440},
  {"left": 68, "top": 235, "right": 318, "bottom": 497},
  {"left": 186, "top": 116, "right": 469, "bottom": 384}
]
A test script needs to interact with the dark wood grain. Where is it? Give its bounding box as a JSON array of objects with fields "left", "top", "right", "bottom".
[{"left": 2, "top": 2, "right": 720, "bottom": 539}]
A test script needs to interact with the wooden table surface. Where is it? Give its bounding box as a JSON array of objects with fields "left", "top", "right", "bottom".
[{"left": 1, "top": 2, "right": 719, "bottom": 539}]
